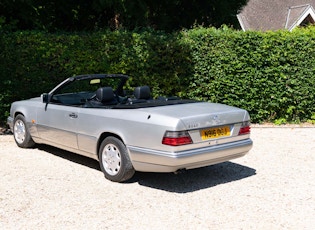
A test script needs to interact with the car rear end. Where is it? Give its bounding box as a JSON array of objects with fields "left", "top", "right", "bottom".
[{"left": 127, "top": 102, "right": 253, "bottom": 173}]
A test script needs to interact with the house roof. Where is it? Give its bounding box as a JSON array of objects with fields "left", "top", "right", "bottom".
[{"left": 237, "top": 0, "right": 315, "bottom": 31}]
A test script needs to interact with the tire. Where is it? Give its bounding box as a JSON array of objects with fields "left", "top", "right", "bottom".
[
  {"left": 13, "top": 114, "right": 35, "bottom": 148},
  {"left": 99, "top": 136, "right": 135, "bottom": 182}
]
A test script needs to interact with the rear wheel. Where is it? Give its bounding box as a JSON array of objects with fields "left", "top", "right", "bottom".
[
  {"left": 99, "top": 136, "right": 135, "bottom": 182},
  {"left": 13, "top": 114, "right": 35, "bottom": 148}
]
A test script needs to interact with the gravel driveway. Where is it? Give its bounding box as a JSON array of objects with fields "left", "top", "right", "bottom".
[{"left": 1, "top": 127, "right": 314, "bottom": 229}]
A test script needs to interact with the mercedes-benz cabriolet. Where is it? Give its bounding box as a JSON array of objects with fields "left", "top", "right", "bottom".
[{"left": 7, "top": 74, "right": 253, "bottom": 182}]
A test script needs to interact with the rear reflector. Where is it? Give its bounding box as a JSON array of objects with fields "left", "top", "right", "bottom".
[{"left": 162, "top": 131, "right": 193, "bottom": 146}]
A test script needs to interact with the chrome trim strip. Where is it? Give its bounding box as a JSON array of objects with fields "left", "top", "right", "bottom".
[{"left": 128, "top": 139, "right": 252, "bottom": 158}]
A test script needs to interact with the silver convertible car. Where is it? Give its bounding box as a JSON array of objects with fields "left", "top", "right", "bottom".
[{"left": 7, "top": 74, "right": 253, "bottom": 182}]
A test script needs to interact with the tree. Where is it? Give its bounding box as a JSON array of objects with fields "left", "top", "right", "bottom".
[{"left": 0, "top": 0, "right": 248, "bottom": 32}]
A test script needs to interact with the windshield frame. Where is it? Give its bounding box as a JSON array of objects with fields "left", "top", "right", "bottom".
[{"left": 49, "top": 74, "right": 129, "bottom": 96}]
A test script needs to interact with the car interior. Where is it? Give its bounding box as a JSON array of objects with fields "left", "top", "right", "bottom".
[{"left": 49, "top": 75, "right": 195, "bottom": 109}]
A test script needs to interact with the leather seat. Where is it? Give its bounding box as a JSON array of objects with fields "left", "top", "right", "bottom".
[
  {"left": 134, "top": 86, "right": 151, "bottom": 100},
  {"left": 85, "top": 87, "right": 118, "bottom": 107}
]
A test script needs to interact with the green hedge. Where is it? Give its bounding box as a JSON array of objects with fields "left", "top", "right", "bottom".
[
  {"left": 181, "top": 27, "right": 315, "bottom": 123},
  {"left": 1, "top": 27, "right": 315, "bottom": 124},
  {"left": 0, "top": 30, "right": 191, "bottom": 124}
]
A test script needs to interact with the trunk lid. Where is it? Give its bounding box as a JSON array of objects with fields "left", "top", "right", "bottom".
[{"left": 142, "top": 102, "right": 248, "bottom": 130}]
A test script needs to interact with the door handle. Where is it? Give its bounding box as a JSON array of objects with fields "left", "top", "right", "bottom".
[{"left": 69, "top": 113, "right": 78, "bottom": 118}]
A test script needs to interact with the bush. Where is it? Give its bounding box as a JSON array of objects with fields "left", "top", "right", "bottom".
[
  {"left": 0, "top": 30, "right": 191, "bottom": 124},
  {"left": 1, "top": 27, "right": 314, "bottom": 124},
  {"left": 181, "top": 26, "right": 315, "bottom": 123}
]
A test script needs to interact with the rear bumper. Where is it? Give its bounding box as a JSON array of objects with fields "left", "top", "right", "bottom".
[{"left": 127, "top": 139, "right": 253, "bottom": 172}]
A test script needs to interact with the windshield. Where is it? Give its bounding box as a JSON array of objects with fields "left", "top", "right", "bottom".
[{"left": 49, "top": 74, "right": 128, "bottom": 106}]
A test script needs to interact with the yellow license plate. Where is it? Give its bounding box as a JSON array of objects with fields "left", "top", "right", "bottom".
[{"left": 201, "top": 126, "right": 231, "bottom": 140}]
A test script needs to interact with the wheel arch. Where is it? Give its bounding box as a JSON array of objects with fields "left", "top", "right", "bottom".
[{"left": 14, "top": 111, "right": 25, "bottom": 119}]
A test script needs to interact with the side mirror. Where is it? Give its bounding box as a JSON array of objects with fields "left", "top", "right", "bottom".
[{"left": 41, "top": 93, "right": 50, "bottom": 103}]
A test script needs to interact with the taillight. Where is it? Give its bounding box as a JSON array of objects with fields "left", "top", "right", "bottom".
[
  {"left": 162, "top": 131, "right": 193, "bottom": 146},
  {"left": 239, "top": 122, "right": 251, "bottom": 135}
]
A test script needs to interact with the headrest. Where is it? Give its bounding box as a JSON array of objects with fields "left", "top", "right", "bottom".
[
  {"left": 96, "top": 87, "right": 115, "bottom": 102},
  {"left": 134, "top": 86, "right": 151, "bottom": 100}
]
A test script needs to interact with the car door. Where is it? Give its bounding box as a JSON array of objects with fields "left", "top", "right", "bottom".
[{"left": 36, "top": 103, "right": 79, "bottom": 149}]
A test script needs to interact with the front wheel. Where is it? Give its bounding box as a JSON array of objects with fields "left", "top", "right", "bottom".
[
  {"left": 99, "top": 136, "right": 135, "bottom": 182},
  {"left": 13, "top": 114, "right": 35, "bottom": 148}
]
